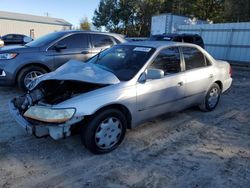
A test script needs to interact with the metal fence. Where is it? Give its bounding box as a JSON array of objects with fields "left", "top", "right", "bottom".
[{"left": 177, "top": 22, "right": 250, "bottom": 64}]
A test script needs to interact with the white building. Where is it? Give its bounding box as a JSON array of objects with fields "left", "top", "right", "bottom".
[
  {"left": 0, "top": 11, "right": 72, "bottom": 39},
  {"left": 151, "top": 13, "right": 208, "bottom": 35},
  {"left": 177, "top": 22, "right": 250, "bottom": 63}
]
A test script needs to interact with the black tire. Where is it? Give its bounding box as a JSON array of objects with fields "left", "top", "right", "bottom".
[
  {"left": 199, "top": 83, "right": 221, "bottom": 111},
  {"left": 17, "top": 65, "right": 48, "bottom": 91},
  {"left": 82, "top": 109, "right": 127, "bottom": 154}
]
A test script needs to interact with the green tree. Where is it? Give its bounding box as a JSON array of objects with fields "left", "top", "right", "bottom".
[
  {"left": 193, "top": 0, "right": 225, "bottom": 22},
  {"left": 80, "top": 17, "right": 91, "bottom": 30},
  {"left": 92, "top": 0, "right": 120, "bottom": 32},
  {"left": 92, "top": 0, "right": 245, "bottom": 36},
  {"left": 224, "top": 0, "right": 250, "bottom": 22}
]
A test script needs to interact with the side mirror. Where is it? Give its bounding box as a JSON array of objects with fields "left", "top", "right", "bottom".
[
  {"left": 54, "top": 44, "right": 67, "bottom": 51},
  {"left": 23, "top": 36, "right": 33, "bottom": 44},
  {"left": 146, "top": 68, "right": 164, "bottom": 80},
  {"left": 138, "top": 68, "right": 164, "bottom": 83}
]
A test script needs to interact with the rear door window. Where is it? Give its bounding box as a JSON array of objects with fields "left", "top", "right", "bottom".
[
  {"left": 91, "top": 34, "right": 115, "bottom": 48},
  {"left": 182, "top": 47, "right": 207, "bottom": 70}
]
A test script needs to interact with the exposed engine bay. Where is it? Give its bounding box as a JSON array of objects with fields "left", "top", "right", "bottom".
[{"left": 13, "top": 80, "right": 106, "bottom": 115}]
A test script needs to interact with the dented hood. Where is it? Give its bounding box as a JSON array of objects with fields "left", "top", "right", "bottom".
[{"left": 30, "top": 60, "right": 120, "bottom": 89}]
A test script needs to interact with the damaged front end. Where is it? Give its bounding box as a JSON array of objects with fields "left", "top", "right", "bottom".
[
  {"left": 9, "top": 60, "right": 120, "bottom": 140},
  {"left": 9, "top": 80, "right": 106, "bottom": 139}
]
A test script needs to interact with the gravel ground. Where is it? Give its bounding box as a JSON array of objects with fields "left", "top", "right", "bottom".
[{"left": 0, "top": 66, "right": 250, "bottom": 188}]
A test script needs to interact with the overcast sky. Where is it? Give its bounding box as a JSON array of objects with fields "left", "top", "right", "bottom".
[{"left": 0, "top": 0, "right": 100, "bottom": 27}]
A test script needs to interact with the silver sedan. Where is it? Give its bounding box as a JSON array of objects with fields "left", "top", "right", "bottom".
[{"left": 10, "top": 41, "right": 232, "bottom": 154}]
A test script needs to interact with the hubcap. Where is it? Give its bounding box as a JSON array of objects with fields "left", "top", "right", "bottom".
[
  {"left": 24, "top": 71, "right": 43, "bottom": 88},
  {"left": 208, "top": 87, "right": 219, "bottom": 108},
  {"left": 95, "top": 117, "right": 122, "bottom": 149}
]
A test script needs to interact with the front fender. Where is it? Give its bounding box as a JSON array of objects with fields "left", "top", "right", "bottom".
[{"left": 54, "top": 85, "right": 137, "bottom": 118}]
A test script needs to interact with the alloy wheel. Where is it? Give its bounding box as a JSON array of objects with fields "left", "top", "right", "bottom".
[{"left": 24, "top": 71, "right": 43, "bottom": 88}]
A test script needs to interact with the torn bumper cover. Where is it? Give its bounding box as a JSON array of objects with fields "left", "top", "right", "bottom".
[{"left": 9, "top": 100, "right": 84, "bottom": 140}]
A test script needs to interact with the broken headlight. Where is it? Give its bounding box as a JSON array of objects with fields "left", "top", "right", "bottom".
[{"left": 24, "top": 106, "right": 75, "bottom": 123}]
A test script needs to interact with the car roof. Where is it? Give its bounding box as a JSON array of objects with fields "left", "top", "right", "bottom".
[
  {"left": 151, "top": 33, "right": 201, "bottom": 37},
  {"left": 120, "top": 41, "right": 178, "bottom": 48},
  {"left": 55, "top": 30, "right": 125, "bottom": 38},
  {"left": 3, "top": 34, "right": 26, "bottom": 36},
  {"left": 120, "top": 41, "right": 203, "bottom": 50}
]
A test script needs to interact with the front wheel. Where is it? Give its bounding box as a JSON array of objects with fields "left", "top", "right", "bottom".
[
  {"left": 199, "top": 83, "right": 221, "bottom": 111},
  {"left": 17, "top": 66, "right": 47, "bottom": 91},
  {"left": 81, "top": 109, "right": 127, "bottom": 154}
]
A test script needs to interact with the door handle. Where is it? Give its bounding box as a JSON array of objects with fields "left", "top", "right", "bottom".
[
  {"left": 178, "top": 81, "right": 184, "bottom": 86},
  {"left": 209, "top": 74, "right": 214, "bottom": 78}
]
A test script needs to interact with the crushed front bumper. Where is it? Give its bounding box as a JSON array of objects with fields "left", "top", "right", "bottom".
[{"left": 9, "top": 100, "right": 84, "bottom": 140}]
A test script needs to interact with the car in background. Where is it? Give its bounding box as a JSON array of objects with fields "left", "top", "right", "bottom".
[
  {"left": 149, "top": 33, "right": 204, "bottom": 48},
  {"left": 10, "top": 41, "right": 232, "bottom": 154},
  {"left": 1, "top": 34, "right": 33, "bottom": 45},
  {"left": 0, "top": 30, "right": 126, "bottom": 90}
]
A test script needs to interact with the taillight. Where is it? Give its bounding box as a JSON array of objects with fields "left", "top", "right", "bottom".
[{"left": 229, "top": 65, "right": 232, "bottom": 77}]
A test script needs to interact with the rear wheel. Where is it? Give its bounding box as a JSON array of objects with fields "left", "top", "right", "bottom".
[
  {"left": 199, "top": 83, "right": 221, "bottom": 111},
  {"left": 17, "top": 66, "right": 47, "bottom": 91},
  {"left": 81, "top": 109, "right": 127, "bottom": 154}
]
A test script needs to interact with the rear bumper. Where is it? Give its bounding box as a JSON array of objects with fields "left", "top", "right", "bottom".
[
  {"left": 222, "top": 78, "right": 232, "bottom": 93},
  {"left": 9, "top": 100, "right": 84, "bottom": 140}
]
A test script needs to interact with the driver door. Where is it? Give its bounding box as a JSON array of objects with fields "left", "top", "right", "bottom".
[{"left": 136, "top": 47, "right": 185, "bottom": 122}]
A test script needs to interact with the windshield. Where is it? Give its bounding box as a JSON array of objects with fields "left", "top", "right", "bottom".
[
  {"left": 25, "top": 32, "right": 65, "bottom": 47},
  {"left": 87, "top": 45, "right": 155, "bottom": 81}
]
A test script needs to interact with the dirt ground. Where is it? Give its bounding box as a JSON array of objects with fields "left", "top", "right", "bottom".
[{"left": 0, "top": 66, "right": 250, "bottom": 188}]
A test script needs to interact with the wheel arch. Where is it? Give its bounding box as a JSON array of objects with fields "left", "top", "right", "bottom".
[
  {"left": 86, "top": 103, "right": 132, "bottom": 129},
  {"left": 214, "top": 80, "right": 223, "bottom": 91},
  {"left": 15, "top": 63, "right": 51, "bottom": 84}
]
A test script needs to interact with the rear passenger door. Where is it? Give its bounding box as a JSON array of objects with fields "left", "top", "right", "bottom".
[
  {"left": 90, "top": 34, "right": 117, "bottom": 57},
  {"left": 49, "top": 33, "right": 92, "bottom": 68},
  {"left": 181, "top": 46, "right": 214, "bottom": 99}
]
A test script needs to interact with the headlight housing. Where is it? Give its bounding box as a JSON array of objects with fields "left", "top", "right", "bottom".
[
  {"left": 24, "top": 106, "right": 75, "bottom": 123},
  {"left": 0, "top": 53, "right": 18, "bottom": 60}
]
